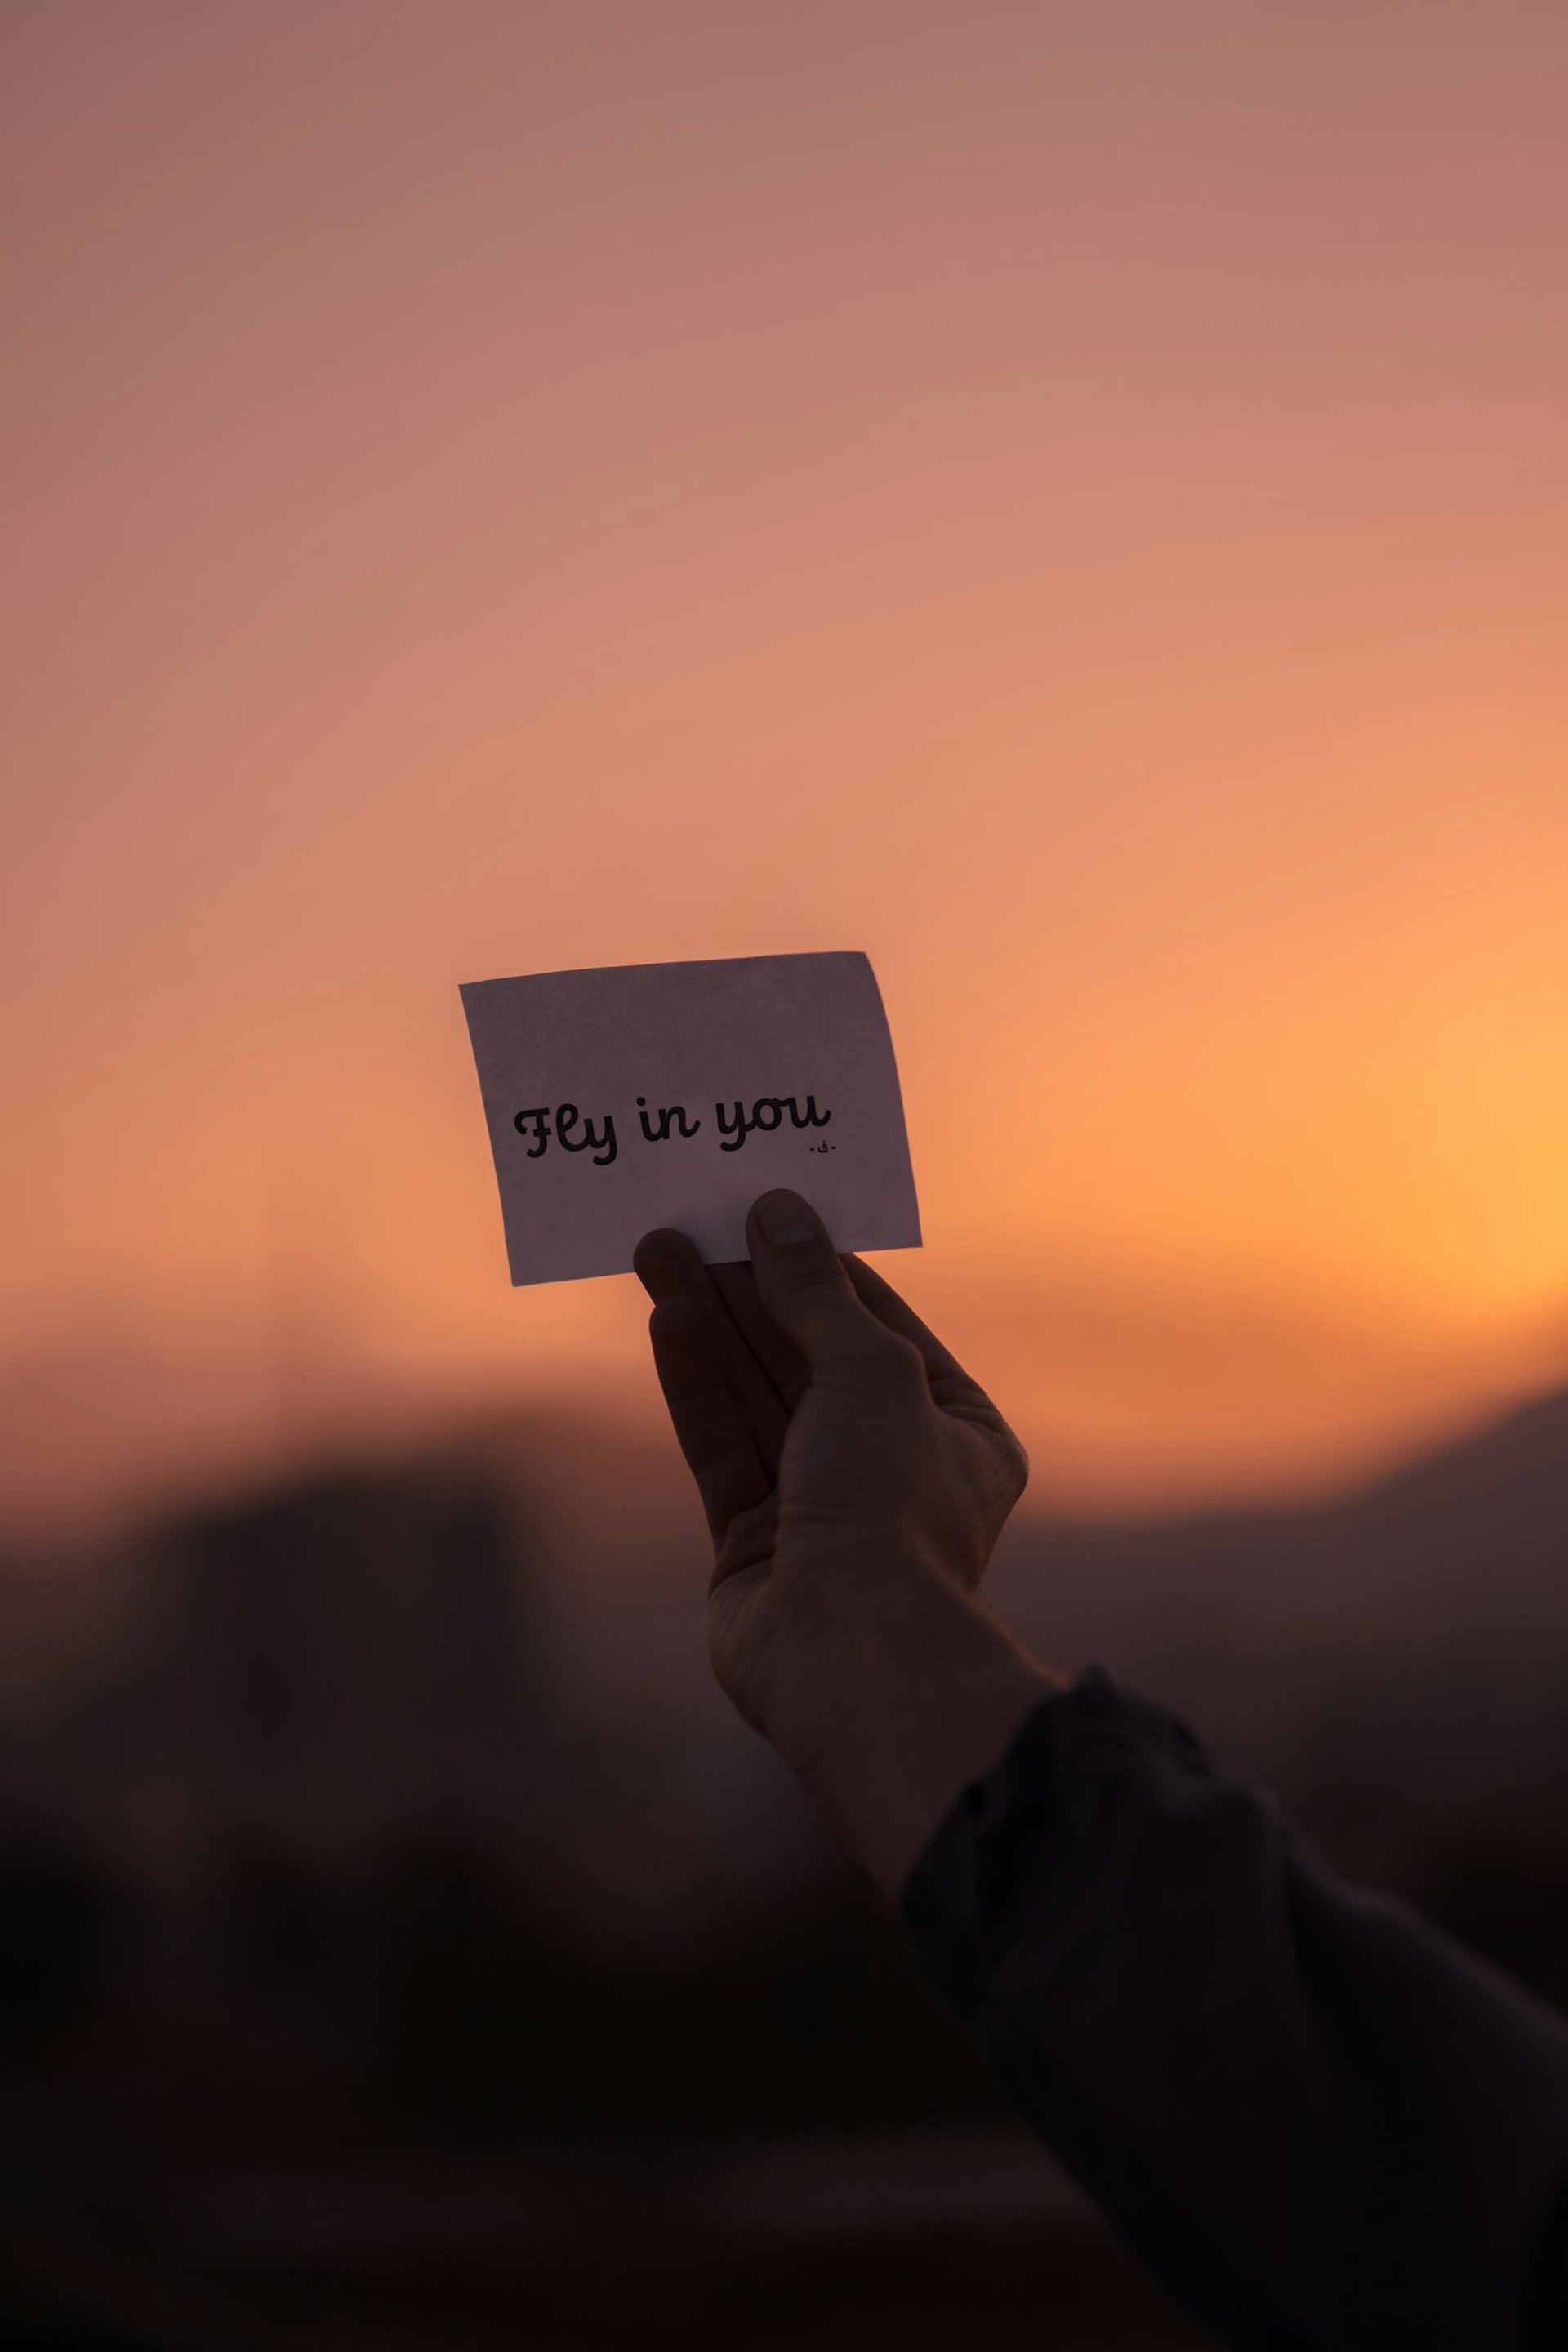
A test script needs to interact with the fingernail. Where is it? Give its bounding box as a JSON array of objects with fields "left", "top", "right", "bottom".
[{"left": 755, "top": 1190, "right": 819, "bottom": 1247}]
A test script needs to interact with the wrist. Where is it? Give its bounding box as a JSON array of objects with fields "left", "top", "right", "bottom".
[{"left": 764, "top": 1555, "right": 1060, "bottom": 1898}]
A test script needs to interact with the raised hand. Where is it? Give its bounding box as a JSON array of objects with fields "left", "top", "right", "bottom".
[{"left": 634, "top": 1191, "right": 1051, "bottom": 1891}]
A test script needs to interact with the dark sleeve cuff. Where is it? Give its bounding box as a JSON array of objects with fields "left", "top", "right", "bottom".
[{"left": 899, "top": 1664, "right": 1221, "bottom": 2017}]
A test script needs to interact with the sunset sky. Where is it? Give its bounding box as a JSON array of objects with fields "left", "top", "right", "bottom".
[{"left": 5, "top": 2, "right": 1567, "bottom": 1534}]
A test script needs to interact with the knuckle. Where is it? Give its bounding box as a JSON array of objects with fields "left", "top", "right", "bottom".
[
  {"left": 786, "top": 1256, "right": 851, "bottom": 1298},
  {"left": 868, "top": 1331, "right": 929, "bottom": 1395}
]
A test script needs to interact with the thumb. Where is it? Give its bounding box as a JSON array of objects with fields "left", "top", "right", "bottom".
[{"left": 746, "top": 1191, "right": 908, "bottom": 1378}]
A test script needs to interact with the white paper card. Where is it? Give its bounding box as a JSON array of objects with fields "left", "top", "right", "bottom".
[{"left": 460, "top": 951, "right": 922, "bottom": 1285}]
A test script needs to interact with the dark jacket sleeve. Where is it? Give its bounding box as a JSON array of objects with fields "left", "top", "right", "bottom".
[{"left": 899, "top": 1668, "right": 1568, "bottom": 2352}]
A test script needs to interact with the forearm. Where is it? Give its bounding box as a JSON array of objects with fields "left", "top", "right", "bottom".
[
  {"left": 763, "top": 1557, "right": 1060, "bottom": 1898},
  {"left": 900, "top": 1669, "right": 1568, "bottom": 2351}
]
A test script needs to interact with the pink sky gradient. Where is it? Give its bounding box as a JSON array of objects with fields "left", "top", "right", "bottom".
[{"left": 5, "top": 3, "right": 1567, "bottom": 1533}]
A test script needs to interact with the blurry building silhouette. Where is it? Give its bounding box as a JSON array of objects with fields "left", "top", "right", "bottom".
[{"left": 138, "top": 1472, "right": 540, "bottom": 1856}]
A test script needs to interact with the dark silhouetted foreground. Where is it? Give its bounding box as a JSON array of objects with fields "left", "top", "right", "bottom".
[{"left": 4, "top": 1218, "right": 1568, "bottom": 2344}]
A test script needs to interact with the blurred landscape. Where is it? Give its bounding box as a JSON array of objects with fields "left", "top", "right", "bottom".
[
  {"left": 2, "top": 1381, "right": 1566, "bottom": 2350},
  {"left": 7, "top": 4, "right": 1568, "bottom": 2345}
]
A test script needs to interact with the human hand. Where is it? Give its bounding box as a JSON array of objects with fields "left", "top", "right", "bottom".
[{"left": 635, "top": 1191, "right": 1051, "bottom": 1891}]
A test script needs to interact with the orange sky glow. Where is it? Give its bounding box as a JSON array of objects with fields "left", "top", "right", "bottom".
[{"left": 4, "top": 3, "right": 1567, "bottom": 1536}]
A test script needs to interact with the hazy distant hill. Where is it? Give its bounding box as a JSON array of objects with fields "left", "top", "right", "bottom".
[
  {"left": 5, "top": 1379, "right": 1563, "bottom": 1921},
  {"left": 981, "top": 1385, "right": 1568, "bottom": 1882},
  {"left": 436, "top": 1383, "right": 1568, "bottom": 1893}
]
